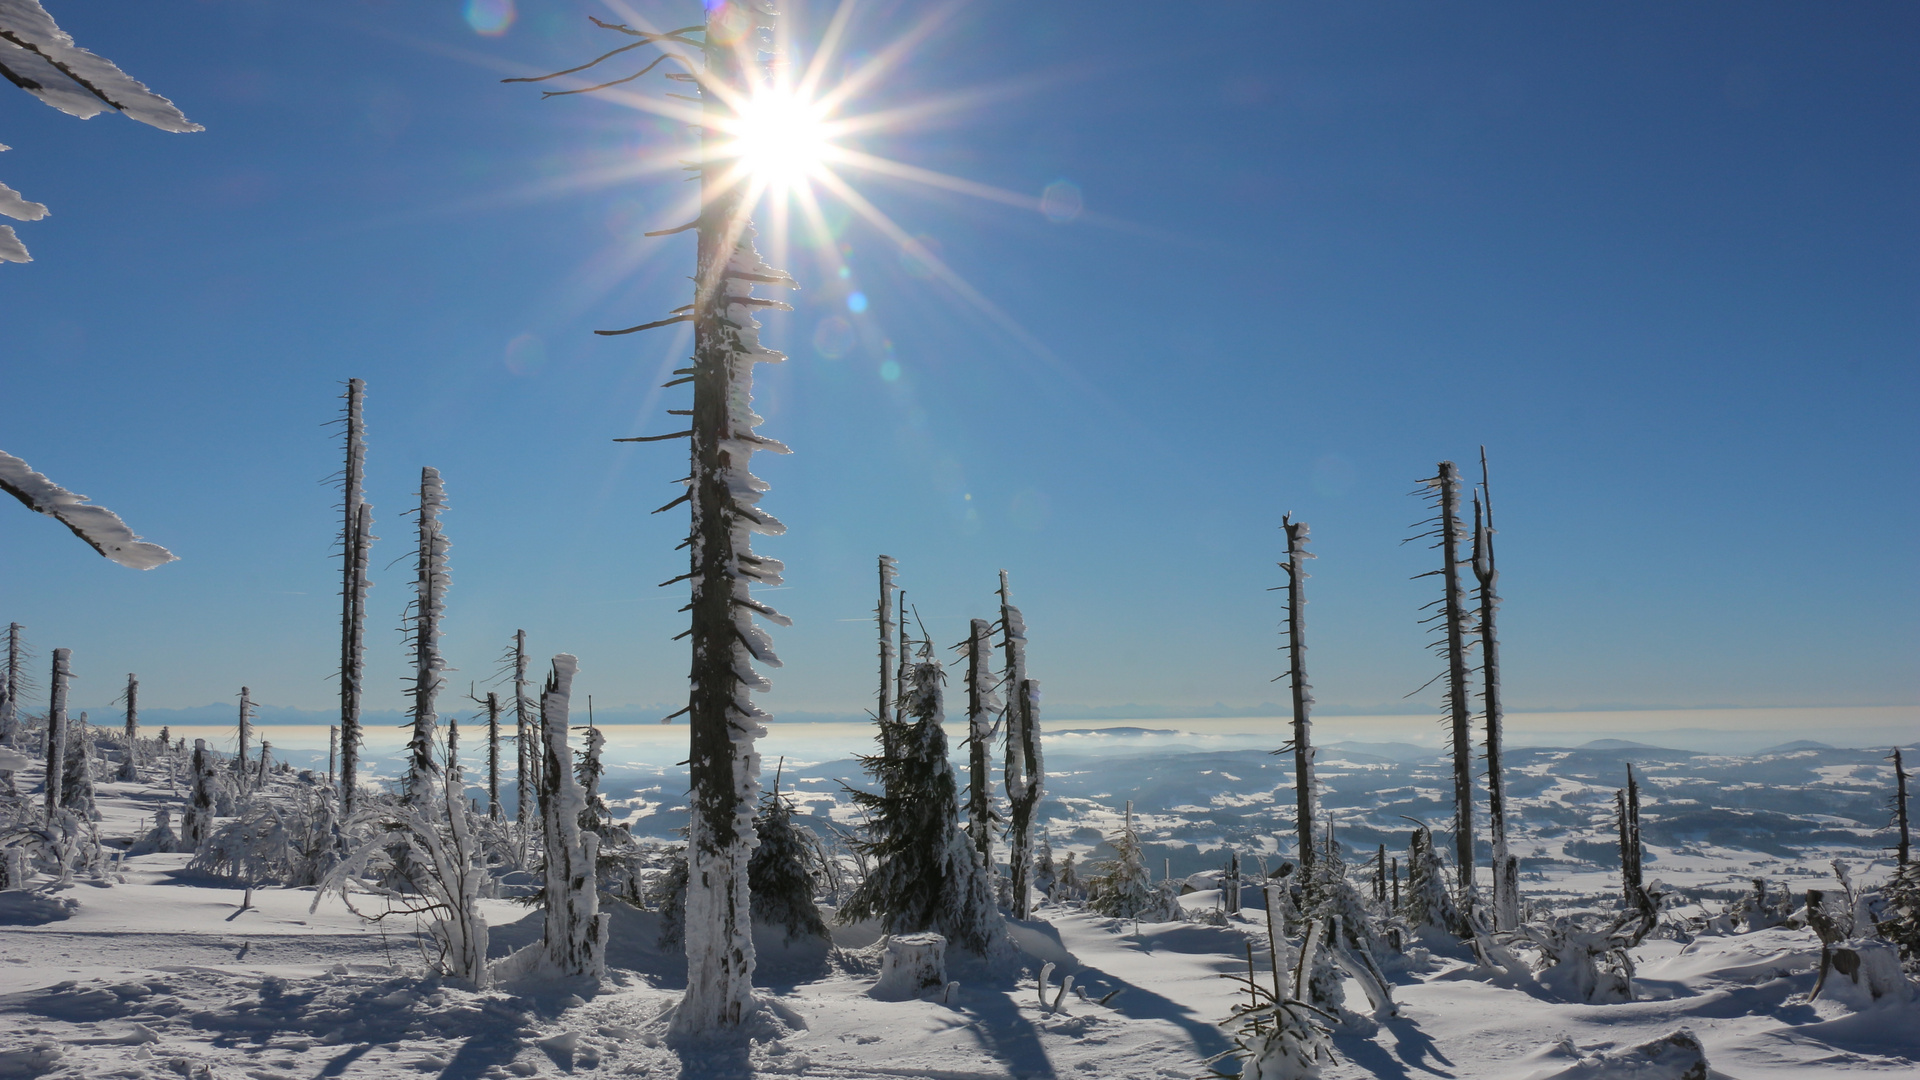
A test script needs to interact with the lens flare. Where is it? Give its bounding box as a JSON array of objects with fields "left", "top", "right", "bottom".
[{"left": 464, "top": 0, "right": 515, "bottom": 36}]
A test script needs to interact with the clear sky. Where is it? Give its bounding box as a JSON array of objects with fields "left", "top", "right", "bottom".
[{"left": 3, "top": 1, "right": 1915, "bottom": 724}]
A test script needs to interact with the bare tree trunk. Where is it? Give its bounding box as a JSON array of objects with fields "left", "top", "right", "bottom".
[
  {"left": 117, "top": 672, "right": 139, "bottom": 782},
  {"left": 539, "top": 655, "right": 605, "bottom": 978},
  {"left": 514, "top": 630, "right": 536, "bottom": 830},
  {"left": 1893, "top": 748, "right": 1911, "bottom": 866},
  {"left": 878, "top": 555, "right": 896, "bottom": 733},
  {"left": 327, "top": 724, "right": 337, "bottom": 787},
  {"left": 965, "top": 617, "right": 997, "bottom": 870},
  {"left": 44, "top": 648, "right": 70, "bottom": 813},
  {"left": 485, "top": 691, "right": 502, "bottom": 821},
  {"left": 337, "top": 379, "right": 370, "bottom": 817},
  {"left": 999, "top": 571, "right": 1041, "bottom": 918},
  {"left": 1280, "top": 515, "right": 1316, "bottom": 872},
  {"left": 405, "top": 467, "right": 449, "bottom": 806},
  {"left": 0, "top": 623, "right": 21, "bottom": 751},
  {"left": 1472, "top": 448, "right": 1516, "bottom": 930},
  {"left": 1375, "top": 844, "right": 1387, "bottom": 905},
  {"left": 1420, "top": 461, "right": 1477, "bottom": 906},
  {"left": 235, "top": 686, "right": 253, "bottom": 797}
]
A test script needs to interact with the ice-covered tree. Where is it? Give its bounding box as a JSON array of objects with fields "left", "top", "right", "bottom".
[
  {"left": 749, "top": 765, "right": 828, "bottom": 943},
  {"left": 1058, "top": 851, "right": 1081, "bottom": 902},
  {"left": 115, "top": 673, "right": 138, "bottom": 782},
  {"left": 1277, "top": 515, "right": 1317, "bottom": 872},
  {"left": 1087, "top": 802, "right": 1154, "bottom": 919},
  {"left": 1034, "top": 839, "right": 1058, "bottom": 901},
  {"left": 842, "top": 648, "right": 1002, "bottom": 953},
  {"left": 333, "top": 379, "right": 373, "bottom": 816},
  {"left": 59, "top": 712, "right": 94, "bottom": 819},
  {"left": 233, "top": 687, "right": 254, "bottom": 796},
  {"left": 0, "top": 0, "right": 201, "bottom": 264},
  {"left": 481, "top": 691, "right": 502, "bottom": 821},
  {"left": 1, "top": 450, "right": 175, "bottom": 568},
  {"left": 1410, "top": 462, "right": 1477, "bottom": 905},
  {"left": 1616, "top": 766, "right": 1652, "bottom": 923},
  {"left": 963, "top": 616, "right": 1001, "bottom": 872},
  {"left": 506, "top": 630, "right": 538, "bottom": 834},
  {"left": 998, "top": 571, "right": 1044, "bottom": 918},
  {"left": 1402, "top": 826, "right": 1464, "bottom": 937},
  {"left": 183, "top": 738, "right": 216, "bottom": 850},
  {"left": 42, "top": 647, "right": 69, "bottom": 813},
  {"left": 1472, "top": 448, "right": 1517, "bottom": 930},
  {"left": 402, "top": 468, "right": 450, "bottom": 805},
  {"left": 537, "top": 655, "right": 604, "bottom": 979}
]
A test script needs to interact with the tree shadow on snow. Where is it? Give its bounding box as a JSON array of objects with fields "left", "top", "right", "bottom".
[
  {"left": 950, "top": 973, "right": 1060, "bottom": 1080},
  {"left": 1331, "top": 1017, "right": 1456, "bottom": 1080}
]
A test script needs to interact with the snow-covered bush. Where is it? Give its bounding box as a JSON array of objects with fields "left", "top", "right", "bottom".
[
  {"left": 1522, "top": 916, "right": 1636, "bottom": 1004},
  {"left": 128, "top": 808, "right": 178, "bottom": 856},
  {"left": 1730, "top": 877, "right": 1792, "bottom": 933},
  {"left": 1213, "top": 998, "right": 1336, "bottom": 1080},
  {"left": 1875, "top": 861, "right": 1920, "bottom": 964},
  {"left": 1402, "top": 827, "right": 1465, "bottom": 937},
  {"left": 1033, "top": 840, "right": 1058, "bottom": 901},
  {"left": 183, "top": 739, "right": 217, "bottom": 850},
  {"left": 191, "top": 802, "right": 293, "bottom": 884},
  {"left": 59, "top": 719, "right": 96, "bottom": 820}
]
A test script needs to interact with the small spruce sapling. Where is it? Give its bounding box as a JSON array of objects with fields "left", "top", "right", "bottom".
[
  {"left": 749, "top": 762, "right": 829, "bottom": 943},
  {"left": 184, "top": 739, "right": 216, "bottom": 850},
  {"left": 60, "top": 713, "right": 95, "bottom": 819},
  {"left": 116, "top": 673, "right": 138, "bottom": 782},
  {"left": 1087, "top": 801, "right": 1154, "bottom": 919}
]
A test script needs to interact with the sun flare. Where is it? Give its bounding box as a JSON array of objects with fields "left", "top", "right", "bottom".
[{"left": 728, "top": 89, "right": 832, "bottom": 189}]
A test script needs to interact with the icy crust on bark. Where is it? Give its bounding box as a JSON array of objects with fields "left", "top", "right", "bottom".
[
  {"left": 405, "top": 468, "right": 449, "bottom": 805},
  {"left": 534, "top": 655, "right": 605, "bottom": 981},
  {"left": 0, "top": 450, "right": 175, "bottom": 568},
  {"left": 0, "top": 0, "right": 201, "bottom": 129}
]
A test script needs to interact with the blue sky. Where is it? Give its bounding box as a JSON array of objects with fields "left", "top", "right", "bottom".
[{"left": 3, "top": 0, "right": 1914, "bottom": 724}]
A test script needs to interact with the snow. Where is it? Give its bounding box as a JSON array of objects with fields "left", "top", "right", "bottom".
[
  {"left": 0, "top": 0, "right": 202, "bottom": 131},
  {"left": 0, "top": 450, "right": 176, "bottom": 569}
]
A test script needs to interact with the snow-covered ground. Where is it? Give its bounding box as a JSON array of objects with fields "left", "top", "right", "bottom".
[{"left": 3, "top": 742, "right": 1917, "bottom": 1079}]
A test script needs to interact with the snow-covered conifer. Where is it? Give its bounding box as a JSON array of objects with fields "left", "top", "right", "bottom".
[
  {"left": 115, "top": 673, "right": 139, "bottom": 783},
  {"left": 129, "top": 807, "right": 178, "bottom": 856},
  {"left": 1087, "top": 802, "right": 1154, "bottom": 919},
  {"left": 1034, "top": 839, "right": 1058, "bottom": 901},
  {"left": 1402, "top": 826, "right": 1464, "bottom": 937},
  {"left": 404, "top": 467, "right": 450, "bottom": 806},
  {"left": 538, "top": 655, "right": 605, "bottom": 979},
  {"left": 1059, "top": 851, "right": 1081, "bottom": 902},
  {"left": 1891, "top": 747, "right": 1911, "bottom": 867},
  {"left": 1472, "top": 449, "right": 1518, "bottom": 930},
  {"left": 576, "top": 721, "right": 612, "bottom": 835},
  {"left": 508, "top": 629, "right": 538, "bottom": 833},
  {"left": 334, "top": 379, "right": 373, "bottom": 817},
  {"left": 1278, "top": 516, "right": 1318, "bottom": 873},
  {"left": 877, "top": 555, "right": 897, "bottom": 736},
  {"left": 183, "top": 739, "right": 216, "bottom": 850},
  {"left": 1411, "top": 463, "right": 1477, "bottom": 905},
  {"left": 998, "top": 573, "right": 1045, "bottom": 918},
  {"left": 42, "top": 647, "right": 69, "bottom": 813},
  {"left": 749, "top": 767, "right": 829, "bottom": 943},
  {"left": 842, "top": 648, "right": 1002, "bottom": 952}
]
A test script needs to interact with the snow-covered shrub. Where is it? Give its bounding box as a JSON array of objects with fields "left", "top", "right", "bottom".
[
  {"left": 0, "top": 803, "right": 96, "bottom": 884},
  {"left": 1402, "top": 827, "right": 1465, "bottom": 937},
  {"left": 1056, "top": 850, "right": 1082, "bottom": 902},
  {"left": 191, "top": 802, "right": 293, "bottom": 883},
  {"left": 128, "top": 808, "right": 179, "bottom": 856},
  {"left": 1535, "top": 1027, "right": 1709, "bottom": 1080},
  {"left": 1874, "top": 860, "right": 1920, "bottom": 964},
  {"left": 1212, "top": 999, "right": 1336, "bottom": 1080},
  {"left": 58, "top": 719, "right": 96, "bottom": 820},
  {"left": 1086, "top": 802, "right": 1154, "bottom": 919},
  {"left": 749, "top": 783, "right": 829, "bottom": 943},
  {"left": 183, "top": 739, "right": 217, "bottom": 850},
  {"left": 1730, "top": 877, "right": 1792, "bottom": 933},
  {"left": 1033, "top": 840, "right": 1058, "bottom": 901},
  {"left": 842, "top": 651, "right": 1002, "bottom": 954},
  {"left": 1522, "top": 916, "right": 1635, "bottom": 1004}
]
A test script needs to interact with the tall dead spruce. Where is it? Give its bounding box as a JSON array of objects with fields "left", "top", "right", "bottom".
[
  {"left": 1000, "top": 571, "right": 1043, "bottom": 918},
  {"left": 1409, "top": 462, "right": 1478, "bottom": 908},
  {"left": 1274, "top": 515, "right": 1316, "bottom": 872},
  {"left": 1472, "top": 448, "right": 1518, "bottom": 930},
  {"left": 1893, "top": 748, "right": 1911, "bottom": 866},
  {"left": 332, "top": 379, "right": 373, "bottom": 816},
  {"left": 404, "top": 468, "right": 451, "bottom": 806},
  {"left": 509, "top": 3, "right": 796, "bottom": 1035},
  {"left": 964, "top": 616, "right": 1002, "bottom": 873}
]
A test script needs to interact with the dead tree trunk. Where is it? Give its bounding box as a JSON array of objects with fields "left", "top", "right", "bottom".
[
  {"left": 1415, "top": 461, "right": 1477, "bottom": 906},
  {"left": 404, "top": 468, "right": 450, "bottom": 805},
  {"left": 513, "top": 630, "right": 536, "bottom": 830},
  {"left": 327, "top": 724, "right": 337, "bottom": 787},
  {"left": 878, "top": 554, "right": 897, "bottom": 733},
  {"left": 1000, "top": 571, "right": 1042, "bottom": 918},
  {"left": 1279, "top": 515, "right": 1316, "bottom": 872},
  {"left": 0, "top": 623, "right": 21, "bottom": 751},
  {"left": 1472, "top": 448, "right": 1516, "bottom": 930},
  {"left": 485, "top": 691, "right": 502, "bottom": 821},
  {"left": 235, "top": 686, "right": 253, "bottom": 796},
  {"left": 1892, "top": 748, "right": 1911, "bottom": 866},
  {"left": 117, "top": 672, "right": 139, "bottom": 782},
  {"left": 336, "top": 379, "right": 371, "bottom": 817},
  {"left": 539, "top": 654, "right": 605, "bottom": 979},
  {"left": 965, "top": 617, "right": 1000, "bottom": 871},
  {"left": 1616, "top": 766, "right": 1648, "bottom": 918},
  {"left": 44, "top": 647, "right": 70, "bottom": 813}
]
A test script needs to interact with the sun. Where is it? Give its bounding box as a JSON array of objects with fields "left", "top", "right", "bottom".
[{"left": 726, "top": 88, "right": 833, "bottom": 190}]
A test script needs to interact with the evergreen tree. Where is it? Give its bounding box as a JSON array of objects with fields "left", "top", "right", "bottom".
[
  {"left": 116, "top": 673, "right": 139, "bottom": 782},
  {"left": 1403, "top": 826, "right": 1464, "bottom": 936},
  {"left": 184, "top": 739, "right": 216, "bottom": 850},
  {"left": 749, "top": 765, "right": 828, "bottom": 942},
  {"left": 841, "top": 648, "right": 1001, "bottom": 953},
  {"left": 1891, "top": 747, "right": 1911, "bottom": 867},
  {"left": 1059, "top": 851, "right": 1081, "bottom": 902},
  {"left": 60, "top": 713, "right": 95, "bottom": 819},
  {"left": 1033, "top": 839, "right": 1058, "bottom": 902},
  {"left": 1087, "top": 802, "right": 1153, "bottom": 919}
]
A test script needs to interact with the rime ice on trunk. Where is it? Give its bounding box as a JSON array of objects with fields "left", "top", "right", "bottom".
[
  {"left": 1278, "top": 515, "right": 1316, "bottom": 872},
  {"left": 539, "top": 655, "right": 605, "bottom": 979},
  {"left": 336, "top": 380, "right": 372, "bottom": 817},
  {"left": 965, "top": 617, "right": 1001, "bottom": 873},
  {"left": 513, "top": 630, "right": 537, "bottom": 830},
  {"left": 671, "top": 1, "right": 797, "bottom": 1034},
  {"left": 43, "top": 647, "right": 70, "bottom": 813},
  {"left": 234, "top": 687, "right": 254, "bottom": 796},
  {"left": 117, "top": 673, "right": 139, "bottom": 782},
  {"left": 1416, "top": 461, "right": 1477, "bottom": 905},
  {"left": 184, "top": 739, "right": 215, "bottom": 850},
  {"left": 1473, "top": 449, "right": 1517, "bottom": 930},
  {"left": 405, "top": 467, "right": 450, "bottom": 806},
  {"left": 999, "top": 572, "right": 1043, "bottom": 918}
]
